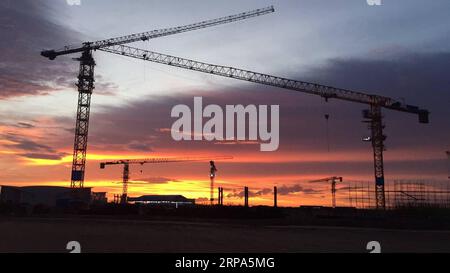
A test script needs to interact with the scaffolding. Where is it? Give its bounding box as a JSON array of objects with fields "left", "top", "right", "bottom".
[{"left": 344, "top": 180, "right": 450, "bottom": 209}]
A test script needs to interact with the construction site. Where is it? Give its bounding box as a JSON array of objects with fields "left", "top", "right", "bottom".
[{"left": 1, "top": 1, "right": 450, "bottom": 253}]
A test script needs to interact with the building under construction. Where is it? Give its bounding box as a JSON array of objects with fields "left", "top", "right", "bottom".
[{"left": 343, "top": 180, "right": 450, "bottom": 209}]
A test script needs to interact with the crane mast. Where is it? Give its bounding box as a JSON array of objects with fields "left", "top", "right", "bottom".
[
  {"left": 100, "top": 45, "right": 429, "bottom": 209},
  {"left": 41, "top": 7, "right": 274, "bottom": 190},
  {"left": 310, "top": 176, "right": 343, "bottom": 208},
  {"left": 210, "top": 161, "right": 218, "bottom": 205},
  {"left": 71, "top": 51, "right": 95, "bottom": 188}
]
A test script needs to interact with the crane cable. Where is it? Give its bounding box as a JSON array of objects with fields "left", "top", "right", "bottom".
[{"left": 323, "top": 99, "right": 331, "bottom": 153}]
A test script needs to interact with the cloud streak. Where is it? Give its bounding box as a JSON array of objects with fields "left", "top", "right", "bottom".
[{"left": 227, "top": 184, "right": 323, "bottom": 199}]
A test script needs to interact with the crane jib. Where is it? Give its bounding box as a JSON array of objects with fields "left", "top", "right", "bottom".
[
  {"left": 40, "top": 6, "right": 274, "bottom": 60},
  {"left": 101, "top": 44, "right": 429, "bottom": 124}
]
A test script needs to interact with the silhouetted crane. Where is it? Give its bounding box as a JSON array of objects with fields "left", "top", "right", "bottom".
[
  {"left": 42, "top": 5, "right": 429, "bottom": 209},
  {"left": 310, "top": 176, "right": 343, "bottom": 208},
  {"left": 41, "top": 6, "right": 274, "bottom": 189},
  {"left": 209, "top": 161, "right": 218, "bottom": 205},
  {"left": 100, "top": 156, "right": 232, "bottom": 204}
]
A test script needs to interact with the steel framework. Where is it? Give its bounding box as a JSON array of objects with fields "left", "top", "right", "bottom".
[
  {"left": 210, "top": 161, "right": 217, "bottom": 205},
  {"left": 42, "top": 6, "right": 274, "bottom": 190},
  {"left": 100, "top": 45, "right": 429, "bottom": 209},
  {"left": 41, "top": 5, "right": 429, "bottom": 209},
  {"left": 364, "top": 105, "right": 386, "bottom": 209},
  {"left": 71, "top": 51, "right": 95, "bottom": 188},
  {"left": 310, "top": 176, "right": 343, "bottom": 208},
  {"left": 41, "top": 6, "right": 274, "bottom": 60},
  {"left": 100, "top": 156, "right": 231, "bottom": 203}
]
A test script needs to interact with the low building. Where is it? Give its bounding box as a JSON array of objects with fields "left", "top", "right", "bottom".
[
  {"left": 92, "top": 192, "right": 108, "bottom": 204},
  {"left": 128, "top": 195, "right": 195, "bottom": 207},
  {"left": 0, "top": 185, "right": 92, "bottom": 208}
]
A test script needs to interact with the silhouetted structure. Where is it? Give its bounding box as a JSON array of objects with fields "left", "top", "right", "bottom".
[
  {"left": 274, "top": 186, "right": 277, "bottom": 208},
  {"left": 100, "top": 156, "right": 230, "bottom": 204},
  {"left": 244, "top": 187, "right": 249, "bottom": 207},
  {"left": 92, "top": 192, "right": 107, "bottom": 204},
  {"left": 41, "top": 7, "right": 274, "bottom": 190},
  {"left": 41, "top": 4, "right": 429, "bottom": 210},
  {"left": 210, "top": 161, "right": 217, "bottom": 205},
  {"left": 218, "top": 187, "right": 224, "bottom": 205},
  {"left": 346, "top": 180, "right": 450, "bottom": 209},
  {"left": 0, "top": 186, "right": 92, "bottom": 208},
  {"left": 128, "top": 195, "right": 195, "bottom": 208},
  {"left": 310, "top": 177, "right": 343, "bottom": 208}
]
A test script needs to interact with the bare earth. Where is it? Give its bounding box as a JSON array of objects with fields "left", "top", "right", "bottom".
[{"left": 1, "top": 217, "right": 449, "bottom": 253}]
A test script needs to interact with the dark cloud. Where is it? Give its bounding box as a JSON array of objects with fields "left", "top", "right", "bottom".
[
  {"left": 0, "top": 121, "right": 36, "bottom": 129},
  {"left": 19, "top": 152, "right": 67, "bottom": 160},
  {"left": 3, "top": 133, "right": 52, "bottom": 152},
  {"left": 226, "top": 184, "right": 322, "bottom": 199},
  {"left": 127, "top": 142, "right": 154, "bottom": 152},
  {"left": 302, "top": 52, "right": 450, "bottom": 107},
  {"left": 0, "top": 0, "right": 78, "bottom": 99},
  {"left": 2, "top": 133, "right": 67, "bottom": 160},
  {"left": 0, "top": 0, "right": 117, "bottom": 99},
  {"left": 133, "top": 177, "right": 181, "bottom": 184},
  {"left": 299, "top": 51, "right": 450, "bottom": 150},
  {"left": 276, "top": 184, "right": 322, "bottom": 196},
  {"left": 16, "top": 122, "right": 35, "bottom": 129},
  {"left": 255, "top": 188, "right": 272, "bottom": 196}
]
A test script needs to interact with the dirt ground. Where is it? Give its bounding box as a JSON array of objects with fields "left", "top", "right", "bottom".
[{"left": 1, "top": 217, "right": 449, "bottom": 253}]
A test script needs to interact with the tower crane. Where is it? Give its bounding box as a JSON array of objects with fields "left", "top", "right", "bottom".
[
  {"left": 309, "top": 176, "right": 343, "bottom": 208},
  {"left": 100, "top": 156, "right": 232, "bottom": 204},
  {"left": 99, "top": 45, "right": 429, "bottom": 209},
  {"left": 41, "top": 6, "right": 275, "bottom": 189},
  {"left": 209, "top": 161, "right": 218, "bottom": 205},
  {"left": 41, "top": 5, "right": 429, "bottom": 209}
]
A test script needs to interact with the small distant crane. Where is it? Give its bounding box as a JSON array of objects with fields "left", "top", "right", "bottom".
[
  {"left": 309, "top": 176, "right": 343, "bottom": 208},
  {"left": 209, "top": 161, "right": 218, "bottom": 205},
  {"left": 100, "top": 156, "right": 231, "bottom": 204}
]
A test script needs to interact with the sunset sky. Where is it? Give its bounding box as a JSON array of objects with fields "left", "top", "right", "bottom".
[{"left": 1, "top": 0, "right": 449, "bottom": 207}]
